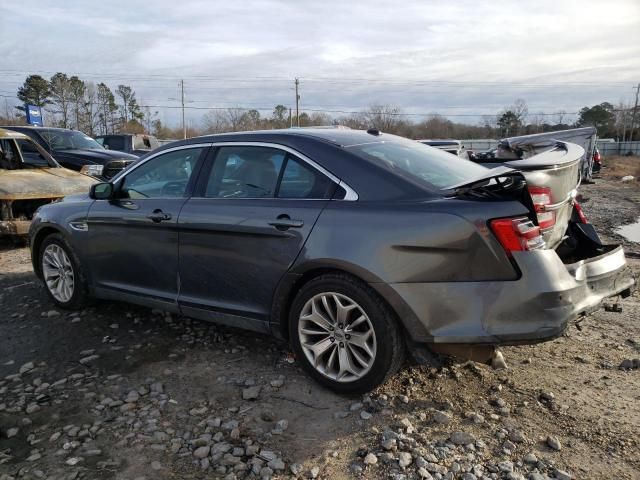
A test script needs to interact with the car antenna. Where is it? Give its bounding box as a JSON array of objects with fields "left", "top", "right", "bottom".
[{"left": 366, "top": 128, "right": 381, "bottom": 136}]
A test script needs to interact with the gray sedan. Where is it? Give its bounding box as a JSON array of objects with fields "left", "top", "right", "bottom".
[{"left": 29, "top": 129, "right": 634, "bottom": 393}]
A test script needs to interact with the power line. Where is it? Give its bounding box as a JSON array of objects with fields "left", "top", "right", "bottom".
[
  {"left": 1, "top": 94, "right": 582, "bottom": 117},
  {"left": 0, "top": 70, "right": 633, "bottom": 88}
]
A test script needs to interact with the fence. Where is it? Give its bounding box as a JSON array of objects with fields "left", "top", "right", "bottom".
[{"left": 597, "top": 141, "right": 640, "bottom": 157}]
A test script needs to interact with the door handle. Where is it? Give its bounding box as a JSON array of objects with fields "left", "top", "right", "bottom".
[
  {"left": 269, "top": 215, "right": 304, "bottom": 230},
  {"left": 147, "top": 209, "right": 172, "bottom": 223}
]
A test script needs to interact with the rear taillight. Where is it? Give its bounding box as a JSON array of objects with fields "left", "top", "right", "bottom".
[
  {"left": 528, "top": 186, "right": 556, "bottom": 230},
  {"left": 573, "top": 201, "right": 588, "bottom": 224},
  {"left": 490, "top": 217, "right": 546, "bottom": 255}
]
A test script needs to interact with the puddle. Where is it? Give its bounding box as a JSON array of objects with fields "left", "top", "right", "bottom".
[{"left": 616, "top": 218, "right": 640, "bottom": 242}]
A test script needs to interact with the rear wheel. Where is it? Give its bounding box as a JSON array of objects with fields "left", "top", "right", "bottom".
[
  {"left": 289, "top": 274, "right": 404, "bottom": 394},
  {"left": 39, "top": 234, "right": 88, "bottom": 309}
]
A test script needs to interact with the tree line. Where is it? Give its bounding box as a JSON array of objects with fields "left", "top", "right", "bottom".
[
  {"left": 3, "top": 73, "right": 638, "bottom": 141},
  {"left": 8, "top": 74, "right": 151, "bottom": 135}
]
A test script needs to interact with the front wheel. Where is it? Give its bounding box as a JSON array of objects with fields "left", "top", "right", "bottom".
[
  {"left": 39, "top": 233, "right": 88, "bottom": 309},
  {"left": 289, "top": 274, "right": 404, "bottom": 394}
]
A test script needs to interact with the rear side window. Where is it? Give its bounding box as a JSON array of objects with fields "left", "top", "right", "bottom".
[
  {"left": 204, "top": 146, "right": 335, "bottom": 199},
  {"left": 277, "top": 156, "right": 334, "bottom": 199},
  {"left": 205, "top": 146, "right": 285, "bottom": 198},
  {"left": 347, "top": 137, "right": 488, "bottom": 190}
]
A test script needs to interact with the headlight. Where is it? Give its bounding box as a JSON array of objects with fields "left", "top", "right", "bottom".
[{"left": 80, "top": 164, "right": 104, "bottom": 177}]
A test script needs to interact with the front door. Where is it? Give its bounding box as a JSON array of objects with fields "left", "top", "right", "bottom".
[
  {"left": 86, "top": 146, "right": 209, "bottom": 308},
  {"left": 178, "top": 144, "right": 337, "bottom": 328}
]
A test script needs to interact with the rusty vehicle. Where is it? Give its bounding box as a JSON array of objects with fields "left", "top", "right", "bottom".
[{"left": 0, "top": 128, "right": 96, "bottom": 238}]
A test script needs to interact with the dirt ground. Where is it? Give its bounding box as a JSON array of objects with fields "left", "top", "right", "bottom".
[{"left": 0, "top": 175, "right": 639, "bottom": 480}]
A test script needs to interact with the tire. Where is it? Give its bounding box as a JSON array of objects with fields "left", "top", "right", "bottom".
[
  {"left": 289, "top": 273, "right": 405, "bottom": 394},
  {"left": 38, "top": 233, "right": 89, "bottom": 310}
]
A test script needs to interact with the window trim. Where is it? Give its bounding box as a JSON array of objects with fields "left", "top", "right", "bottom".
[
  {"left": 193, "top": 142, "right": 358, "bottom": 201},
  {"left": 111, "top": 141, "right": 358, "bottom": 201}
]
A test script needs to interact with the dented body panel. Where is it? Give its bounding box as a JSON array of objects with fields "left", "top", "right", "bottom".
[{"left": 28, "top": 129, "right": 635, "bottom": 349}]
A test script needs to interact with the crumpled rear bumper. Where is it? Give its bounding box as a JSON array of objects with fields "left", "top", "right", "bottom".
[{"left": 381, "top": 245, "right": 635, "bottom": 345}]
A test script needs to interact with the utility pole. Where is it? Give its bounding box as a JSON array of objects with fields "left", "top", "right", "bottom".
[
  {"left": 629, "top": 83, "right": 640, "bottom": 143},
  {"left": 289, "top": 108, "right": 292, "bottom": 128},
  {"left": 294, "top": 78, "right": 300, "bottom": 127},
  {"left": 180, "top": 79, "right": 186, "bottom": 139}
]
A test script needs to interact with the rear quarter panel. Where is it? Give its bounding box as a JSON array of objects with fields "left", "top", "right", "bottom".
[{"left": 294, "top": 198, "right": 528, "bottom": 284}]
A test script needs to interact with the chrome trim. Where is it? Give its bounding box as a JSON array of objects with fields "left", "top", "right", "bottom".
[
  {"left": 69, "top": 221, "right": 88, "bottom": 232},
  {"left": 204, "top": 141, "right": 359, "bottom": 201},
  {"left": 109, "top": 141, "right": 359, "bottom": 201},
  {"left": 338, "top": 180, "right": 358, "bottom": 201}
]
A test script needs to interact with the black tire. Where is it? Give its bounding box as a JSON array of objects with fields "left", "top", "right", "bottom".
[
  {"left": 38, "top": 233, "right": 89, "bottom": 310},
  {"left": 289, "top": 273, "right": 405, "bottom": 394}
]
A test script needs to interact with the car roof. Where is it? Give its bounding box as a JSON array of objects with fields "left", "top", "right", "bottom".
[
  {"left": 188, "top": 128, "right": 390, "bottom": 148},
  {"left": 0, "top": 128, "right": 29, "bottom": 140}
]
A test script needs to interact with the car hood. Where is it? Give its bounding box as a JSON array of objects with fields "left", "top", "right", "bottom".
[
  {"left": 0, "top": 168, "right": 97, "bottom": 200},
  {"left": 54, "top": 148, "right": 138, "bottom": 164}
]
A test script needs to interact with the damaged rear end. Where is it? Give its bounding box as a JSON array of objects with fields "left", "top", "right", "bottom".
[{"left": 446, "top": 143, "right": 634, "bottom": 343}]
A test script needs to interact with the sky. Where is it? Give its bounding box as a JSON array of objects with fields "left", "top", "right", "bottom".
[{"left": 1, "top": 0, "right": 639, "bottom": 128}]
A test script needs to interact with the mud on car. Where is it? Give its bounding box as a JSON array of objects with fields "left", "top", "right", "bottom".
[{"left": 29, "top": 129, "right": 635, "bottom": 393}]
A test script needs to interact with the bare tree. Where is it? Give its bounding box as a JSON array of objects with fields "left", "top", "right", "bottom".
[
  {"left": 49, "top": 73, "right": 72, "bottom": 128},
  {"left": 511, "top": 98, "right": 529, "bottom": 130},
  {"left": 224, "top": 108, "right": 247, "bottom": 131},
  {"left": 362, "top": 104, "right": 404, "bottom": 132},
  {"left": 203, "top": 110, "right": 230, "bottom": 134}
]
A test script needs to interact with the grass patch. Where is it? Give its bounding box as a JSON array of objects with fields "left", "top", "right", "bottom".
[{"left": 600, "top": 155, "right": 640, "bottom": 182}]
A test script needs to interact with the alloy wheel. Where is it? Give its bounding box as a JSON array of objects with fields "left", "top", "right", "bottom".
[
  {"left": 298, "top": 292, "right": 377, "bottom": 383},
  {"left": 42, "top": 244, "right": 75, "bottom": 303}
]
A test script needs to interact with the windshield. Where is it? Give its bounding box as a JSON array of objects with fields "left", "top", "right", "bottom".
[
  {"left": 347, "top": 136, "right": 489, "bottom": 190},
  {"left": 40, "top": 130, "right": 104, "bottom": 151}
]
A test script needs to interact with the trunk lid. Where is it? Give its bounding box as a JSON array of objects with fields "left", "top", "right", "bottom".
[{"left": 500, "top": 141, "right": 583, "bottom": 249}]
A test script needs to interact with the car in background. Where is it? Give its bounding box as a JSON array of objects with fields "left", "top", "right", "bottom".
[
  {"left": 29, "top": 129, "right": 633, "bottom": 393},
  {"left": 0, "top": 128, "right": 95, "bottom": 238},
  {"left": 467, "top": 148, "right": 497, "bottom": 162},
  {"left": 95, "top": 133, "right": 160, "bottom": 157},
  {"left": 419, "top": 139, "right": 464, "bottom": 157},
  {"left": 0, "top": 126, "right": 138, "bottom": 180}
]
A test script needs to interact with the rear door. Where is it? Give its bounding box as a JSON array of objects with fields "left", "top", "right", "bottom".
[{"left": 177, "top": 143, "right": 337, "bottom": 328}]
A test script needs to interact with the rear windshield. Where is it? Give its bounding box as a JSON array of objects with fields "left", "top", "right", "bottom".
[
  {"left": 346, "top": 137, "right": 488, "bottom": 190},
  {"left": 98, "top": 136, "right": 126, "bottom": 151}
]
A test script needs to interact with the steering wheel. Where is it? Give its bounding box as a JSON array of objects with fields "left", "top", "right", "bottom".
[{"left": 161, "top": 181, "right": 186, "bottom": 197}]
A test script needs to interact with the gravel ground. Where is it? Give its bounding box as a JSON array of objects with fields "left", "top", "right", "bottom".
[{"left": 0, "top": 177, "right": 638, "bottom": 480}]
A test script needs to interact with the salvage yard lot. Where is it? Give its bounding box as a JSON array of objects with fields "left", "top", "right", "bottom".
[{"left": 0, "top": 176, "right": 639, "bottom": 480}]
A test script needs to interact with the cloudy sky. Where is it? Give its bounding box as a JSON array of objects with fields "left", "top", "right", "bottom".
[{"left": 1, "top": 0, "right": 639, "bottom": 127}]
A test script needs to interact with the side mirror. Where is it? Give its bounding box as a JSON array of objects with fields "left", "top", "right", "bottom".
[
  {"left": 90, "top": 182, "right": 114, "bottom": 200},
  {"left": 103, "top": 144, "right": 109, "bottom": 150}
]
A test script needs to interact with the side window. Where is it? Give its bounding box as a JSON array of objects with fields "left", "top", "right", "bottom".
[
  {"left": 205, "top": 146, "right": 285, "bottom": 198},
  {"left": 0, "top": 139, "right": 21, "bottom": 169},
  {"left": 120, "top": 147, "right": 205, "bottom": 199},
  {"left": 15, "top": 139, "right": 50, "bottom": 166},
  {"left": 277, "top": 156, "right": 335, "bottom": 199}
]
